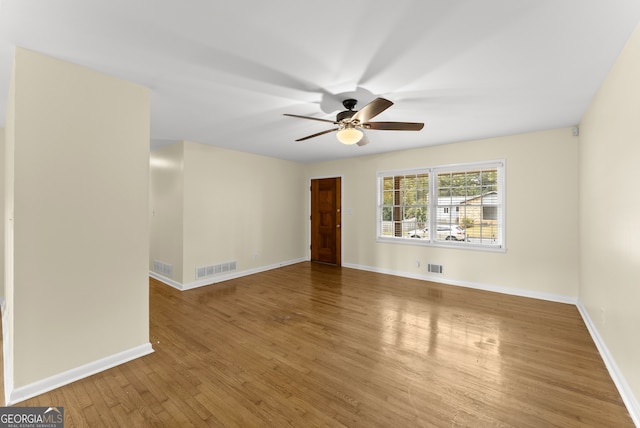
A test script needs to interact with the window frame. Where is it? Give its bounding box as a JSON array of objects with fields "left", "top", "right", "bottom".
[{"left": 376, "top": 160, "right": 506, "bottom": 252}]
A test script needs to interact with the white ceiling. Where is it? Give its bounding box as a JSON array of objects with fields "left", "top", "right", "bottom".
[{"left": 0, "top": 1, "right": 639, "bottom": 163}]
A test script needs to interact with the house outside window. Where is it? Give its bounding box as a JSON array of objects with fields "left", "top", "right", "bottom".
[{"left": 377, "top": 161, "right": 505, "bottom": 250}]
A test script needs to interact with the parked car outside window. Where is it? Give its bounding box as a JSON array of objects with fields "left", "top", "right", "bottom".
[{"left": 408, "top": 224, "right": 467, "bottom": 241}]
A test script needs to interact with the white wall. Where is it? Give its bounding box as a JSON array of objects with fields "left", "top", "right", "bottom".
[
  {"left": 305, "top": 128, "right": 580, "bottom": 299},
  {"left": 149, "top": 140, "right": 307, "bottom": 288},
  {"left": 579, "top": 22, "right": 640, "bottom": 413},
  {"left": 5, "top": 48, "right": 151, "bottom": 397}
]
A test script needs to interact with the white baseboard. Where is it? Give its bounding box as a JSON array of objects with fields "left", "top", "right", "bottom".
[
  {"left": 576, "top": 300, "right": 640, "bottom": 427},
  {"left": 150, "top": 258, "right": 307, "bottom": 291},
  {"left": 7, "top": 343, "right": 154, "bottom": 406},
  {"left": 1, "top": 296, "right": 12, "bottom": 406},
  {"left": 342, "top": 262, "right": 577, "bottom": 304},
  {"left": 149, "top": 271, "right": 184, "bottom": 290}
]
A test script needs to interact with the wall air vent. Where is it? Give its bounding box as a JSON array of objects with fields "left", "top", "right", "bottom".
[
  {"left": 153, "top": 260, "right": 173, "bottom": 278},
  {"left": 427, "top": 264, "right": 443, "bottom": 274},
  {"left": 196, "top": 261, "right": 237, "bottom": 279}
]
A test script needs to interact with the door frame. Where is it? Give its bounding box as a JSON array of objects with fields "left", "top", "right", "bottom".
[{"left": 308, "top": 175, "right": 343, "bottom": 265}]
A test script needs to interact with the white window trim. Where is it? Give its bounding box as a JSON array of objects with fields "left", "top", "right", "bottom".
[{"left": 376, "top": 160, "right": 506, "bottom": 253}]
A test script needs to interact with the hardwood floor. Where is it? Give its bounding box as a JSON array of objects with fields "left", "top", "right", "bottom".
[{"left": 14, "top": 262, "right": 633, "bottom": 427}]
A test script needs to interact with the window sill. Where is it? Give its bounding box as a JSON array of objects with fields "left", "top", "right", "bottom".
[{"left": 376, "top": 236, "right": 507, "bottom": 253}]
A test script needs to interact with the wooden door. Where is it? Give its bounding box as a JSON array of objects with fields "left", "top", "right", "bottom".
[{"left": 310, "top": 177, "right": 341, "bottom": 265}]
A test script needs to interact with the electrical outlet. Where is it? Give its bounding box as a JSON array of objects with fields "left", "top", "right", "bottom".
[
  {"left": 415, "top": 259, "right": 420, "bottom": 268},
  {"left": 600, "top": 307, "right": 605, "bottom": 324}
]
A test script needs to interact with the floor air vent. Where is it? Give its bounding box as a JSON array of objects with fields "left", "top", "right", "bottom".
[
  {"left": 428, "top": 264, "right": 443, "bottom": 274},
  {"left": 196, "top": 261, "right": 237, "bottom": 279}
]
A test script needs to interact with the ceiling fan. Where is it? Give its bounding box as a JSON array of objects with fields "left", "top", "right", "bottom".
[{"left": 284, "top": 98, "right": 424, "bottom": 146}]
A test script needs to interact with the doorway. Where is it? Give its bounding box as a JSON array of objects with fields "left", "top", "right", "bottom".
[{"left": 310, "top": 177, "right": 341, "bottom": 265}]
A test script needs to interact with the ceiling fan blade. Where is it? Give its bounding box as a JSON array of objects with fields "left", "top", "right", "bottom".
[
  {"left": 295, "top": 128, "right": 339, "bottom": 141},
  {"left": 357, "top": 133, "right": 370, "bottom": 147},
  {"left": 365, "top": 121, "right": 424, "bottom": 131},
  {"left": 284, "top": 113, "right": 336, "bottom": 124},
  {"left": 351, "top": 97, "right": 393, "bottom": 123}
]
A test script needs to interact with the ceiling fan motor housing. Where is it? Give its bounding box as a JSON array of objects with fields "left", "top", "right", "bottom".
[
  {"left": 336, "top": 110, "right": 356, "bottom": 122},
  {"left": 337, "top": 98, "right": 359, "bottom": 122}
]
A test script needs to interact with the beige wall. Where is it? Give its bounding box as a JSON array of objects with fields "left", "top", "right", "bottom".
[
  {"left": 5, "top": 57, "right": 17, "bottom": 397},
  {"left": 150, "top": 140, "right": 306, "bottom": 286},
  {"left": 149, "top": 142, "right": 185, "bottom": 282},
  {"left": 0, "top": 127, "right": 4, "bottom": 303},
  {"left": 579, "top": 22, "right": 640, "bottom": 408},
  {"left": 6, "top": 48, "right": 150, "bottom": 389},
  {"left": 305, "top": 128, "right": 580, "bottom": 298},
  {"left": 4, "top": 70, "right": 16, "bottom": 399}
]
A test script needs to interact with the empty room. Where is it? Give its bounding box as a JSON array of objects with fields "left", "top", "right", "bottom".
[{"left": 0, "top": 1, "right": 639, "bottom": 427}]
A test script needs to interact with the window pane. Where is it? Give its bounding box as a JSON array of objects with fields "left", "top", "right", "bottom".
[
  {"left": 466, "top": 171, "right": 481, "bottom": 186},
  {"left": 466, "top": 185, "right": 482, "bottom": 198},
  {"left": 451, "top": 172, "right": 466, "bottom": 188},
  {"left": 483, "top": 206, "right": 498, "bottom": 220},
  {"left": 438, "top": 173, "right": 451, "bottom": 188},
  {"left": 382, "top": 206, "right": 392, "bottom": 221},
  {"left": 481, "top": 170, "right": 497, "bottom": 185},
  {"left": 438, "top": 187, "right": 451, "bottom": 205}
]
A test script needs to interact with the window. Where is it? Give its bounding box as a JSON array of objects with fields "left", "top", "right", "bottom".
[{"left": 377, "top": 161, "right": 504, "bottom": 250}]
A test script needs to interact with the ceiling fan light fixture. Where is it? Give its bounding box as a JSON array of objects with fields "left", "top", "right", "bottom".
[{"left": 336, "top": 127, "right": 363, "bottom": 145}]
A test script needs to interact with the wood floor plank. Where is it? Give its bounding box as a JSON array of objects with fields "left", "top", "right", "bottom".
[{"left": 7, "top": 262, "right": 634, "bottom": 426}]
